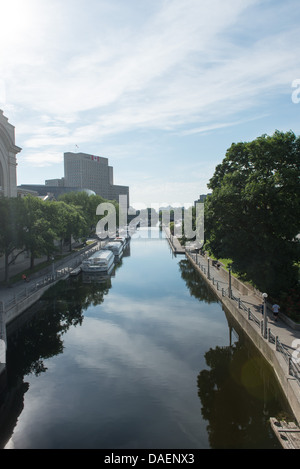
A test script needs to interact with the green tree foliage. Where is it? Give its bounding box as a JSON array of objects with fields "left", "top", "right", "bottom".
[
  {"left": 205, "top": 130, "right": 300, "bottom": 296},
  {"left": 59, "top": 191, "right": 119, "bottom": 235},
  {"left": 59, "top": 191, "right": 98, "bottom": 230},
  {"left": 0, "top": 191, "right": 120, "bottom": 282},
  {"left": 23, "top": 196, "right": 58, "bottom": 269},
  {"left": 0, "top": 197, "right": 25, "bottom": 283}
]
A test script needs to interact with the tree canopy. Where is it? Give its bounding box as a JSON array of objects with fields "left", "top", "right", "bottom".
[
  {"left": 205, "top": 130, "right": 300, "bottom": 296},
  {"left": 0, "top": 192, "right": 119, "bottom": 284}
]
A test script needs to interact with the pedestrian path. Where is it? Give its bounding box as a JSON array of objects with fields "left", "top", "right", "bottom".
[
  {"left": 163, "top": 231, "right": 300, "bottom": 355},
  {"left": 0, "top": 241, "right": 101, "bottom": 311},
  {"left": 188, "top": 251, "right": 300, "bottom": 351},
  {"left": 164, "top": 227, "right": 185, "bottom": 254},
  {"left": 186, "top": 249, "right": 300, "bottom": 432}
]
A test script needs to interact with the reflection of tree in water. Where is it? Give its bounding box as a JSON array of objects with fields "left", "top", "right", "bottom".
[
  {"left": 7, "top": 276, "right": 111, "bottom": 383},
  {"left": 2, "top": 273, "right": 113, "bottom": 448},
  {"left": 178, "top": 259, "right": 218, "bottom": 304},
  {"left": 197, "top": 335, "right": 289, "bottom": 449},
  {"left": 179, "top": 258, "right": 290, "bottom": 448}
]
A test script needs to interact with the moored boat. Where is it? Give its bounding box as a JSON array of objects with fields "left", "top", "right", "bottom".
[
  {"left": 82, "top": 263, "right": 114, "bottom": 283},
  {"left": 70, "top": 266, "right": 82, "bottom": 276},
  {"left": 103, "top": 241, "right": 123, "bottom": 259},
  {"left": 111, "top": 236, "right": 127, "bottom": 246},
  {"left": 81, "top": 250, "right": 115, "bottom": 273}
]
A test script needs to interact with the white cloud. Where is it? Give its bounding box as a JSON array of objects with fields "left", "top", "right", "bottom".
[
  {"left": 130, "top": 179, "right": 209, "bottom": 207},
  {"left": 2, "top": 0, "right": 300, "bottom": 201},
  {"left": 22, "top": 152, "right": 63, "bottom": 167},
  {"left": 14, "top": 6, "right": 297, "bottom": 143},
  {"left": 1, "top": 1, "right": 261, "bottom": 118}
]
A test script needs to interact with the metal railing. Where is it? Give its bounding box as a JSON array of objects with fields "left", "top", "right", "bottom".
[
  {"left": 187, "top": 250, "right": 300, "bottom": 387},
  {"left": 1, "top": 243, "right": 101, "bottom": 314}
]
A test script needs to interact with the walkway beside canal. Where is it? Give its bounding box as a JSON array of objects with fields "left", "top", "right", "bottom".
[
  {"left": 0, "top": 241, "right": 102, "bottom": 325},
  {"left": 185, "top": 250, "right": 300, "bottom": 430},
  {"left": 164, "top": 227, "right": 185, "bottom": 254}
]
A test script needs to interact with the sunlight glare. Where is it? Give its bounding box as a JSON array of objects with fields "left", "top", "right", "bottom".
[{"left": 0, "top": 0, "right": 36, "bottom": 42}]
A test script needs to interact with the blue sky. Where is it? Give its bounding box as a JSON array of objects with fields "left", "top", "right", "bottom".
[{"left": 1, "top": 0, "right": 300, "bottom": 208}]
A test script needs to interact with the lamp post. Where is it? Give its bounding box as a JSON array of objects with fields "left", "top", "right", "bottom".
[
  {"left": 51, "top": 256, "right": 55, "bottom": 281},
  {"left": 228, "top": 266, "right": 232, "bottom": 299},
  {"left": 207, "top": 257, "right": 210, "bottom": 280},
  {"left": 262, "top": 293, "right": 268, "bottom": 339}
]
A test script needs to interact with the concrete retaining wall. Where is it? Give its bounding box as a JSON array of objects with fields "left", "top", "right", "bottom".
[
  {"left": 222, "top": 295, "right": 300, "bottom": 424},
  {"left": 186, "top": 252, "right": 300, "bottom": 425},
  {"left": 230, "top": 273, "right": 257, "bottom": 297},
  {"left": 1, "top": 241, "right": 99, "bottom": 326},
  {"left": 4, "top": 278, "right": 65, "bottom": 325}
]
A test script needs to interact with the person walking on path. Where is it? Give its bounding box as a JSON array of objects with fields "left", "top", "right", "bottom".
[{"left": 272, "top": 303, "right": 280, "bottom": 322}]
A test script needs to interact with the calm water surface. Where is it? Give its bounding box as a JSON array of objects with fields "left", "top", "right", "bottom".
[{"left": 1, "top": 228, "right": 291, "bottom": 449}]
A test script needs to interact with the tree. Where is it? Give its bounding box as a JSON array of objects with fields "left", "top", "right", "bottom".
[
  {"left": 22, "top": 196, "right": 56, "bottom": 269},
  {"left": 205, "top": 130, "right": 300, "bottom": 296},
  {"left": 54, "top": 201, "right": 87, "bottom": 252},
  {"left": 0, "top": 197, "right": 26, "bottom": 284},
  {"left": 59, "top": 191, "right": 120, "bottom": 236},
  {"left": 40, "top": 200, "right": 60, "bottom": 260},
  {"left": 59, "top": 191, "right": 97, "bottom": 232}
]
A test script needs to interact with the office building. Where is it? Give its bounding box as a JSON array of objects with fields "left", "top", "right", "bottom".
[
  {"left": 45, "top": 178, "right": 65, "bottom": 187},
  {"left": 64, "top": 152, "right": 129, "bottom": 204},
  {"left": 194, "top": 194, "right": 211, "bottom": 207},
  {"left": 19, "top": 151, "right": 129, "bottom": 205}
]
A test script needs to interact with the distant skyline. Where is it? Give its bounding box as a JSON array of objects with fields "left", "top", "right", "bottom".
[{"left": 1, "top": 0, "right": 300, "bottom": 208}]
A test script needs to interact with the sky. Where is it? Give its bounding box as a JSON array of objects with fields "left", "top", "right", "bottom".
[{"left": 0, "top": 0, "right": 300, "bottom": 209}]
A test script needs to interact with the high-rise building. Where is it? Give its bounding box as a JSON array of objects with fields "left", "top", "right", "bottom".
[
  {"left": 64, "top": 152, "right": 129, "bottom": 204},
  {"left": 19, "top": 151, "right": 129, "bottom": 205}
]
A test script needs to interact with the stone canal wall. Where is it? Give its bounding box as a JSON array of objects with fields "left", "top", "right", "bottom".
[
  {"left": 185, "top": 251, "right": 300, "bottom": 426},
  {"left": 0, "top": 241, "right": 102, "bottom": 375},
  {"left": 0, "top": 241, "right": 99, "bottom": 326},
  {"left": 3, "top": 278, "right": 65, "bottom": 325}
]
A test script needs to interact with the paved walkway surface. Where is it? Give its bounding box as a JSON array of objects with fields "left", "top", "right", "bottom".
[
  {"left": 164, "top": 227, "right": 185, "bottom": 254},
  {"left": 0, "top": 242, "right": 102, "bottom": 306},
  {"left": 188, "top": 252, "right": 300, "bottom": 355},
  {"left": 0, "top": 257, "right": 49, "bottom": 304},
  {"left": 163, "top": 228, "right": 300, "bottom": 355}
]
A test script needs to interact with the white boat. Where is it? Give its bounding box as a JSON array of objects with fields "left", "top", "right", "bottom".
[
  {"left": 70, "top": 266, "right": 81, "bottom": 276},
  {"left": 81, "top": 250, "right": 115, "bottom": 273},
  {"left": 111, "top": 236, "right": 127, "bottom": 246},
  {"left": 82, "top": 263, "right": 114, "bottom": 283},
  {"left": 103, "top": 241, "right": 123, "bottom": 258}
]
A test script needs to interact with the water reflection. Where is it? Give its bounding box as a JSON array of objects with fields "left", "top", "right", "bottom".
[
  {"left": 0, "top": 376, "right": 28, "bottom": 449},
  {"left": 0, "top": 275, "right": 113, "bottom": 449},
  {"left": 177, "top": 259, "right": 292, "bottom": 448},
  {"left": 7, "top": 276, "right": 112, "bottom": 380},
  {"left": 0, "top": 231, "right": 293, "bottom": 449},
  {"left": 178, "top": 259, "right": 218, "bottom": 304},
  {"left": 196, "top": 327, "right": 288, "bottom": 449},
  {"left": 82, "top": 269, "right": 114, "bottom": 284}
]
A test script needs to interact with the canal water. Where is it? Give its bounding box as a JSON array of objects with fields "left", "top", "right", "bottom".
[{"left": 0, "top": 228, "right": 292, "bottom": 449}]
